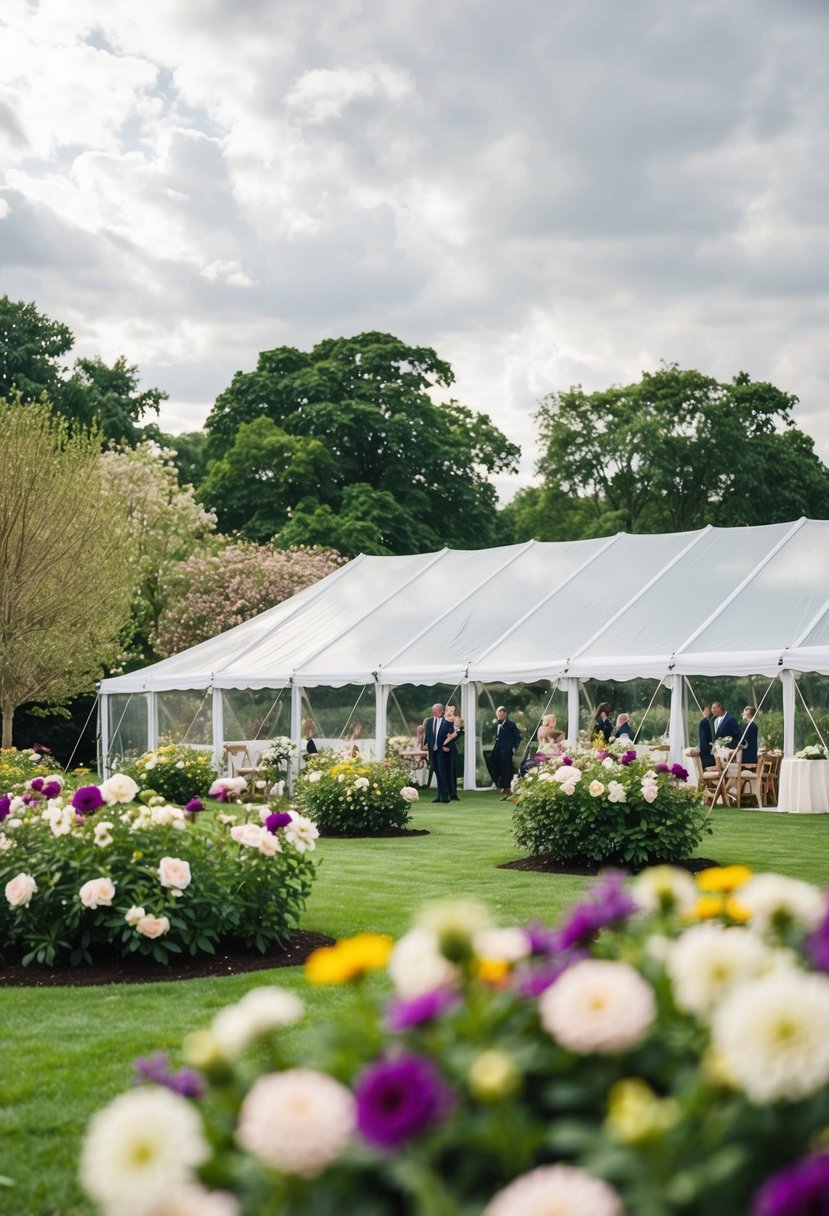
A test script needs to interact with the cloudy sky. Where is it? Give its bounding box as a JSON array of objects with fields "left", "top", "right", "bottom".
[{"left": 2, "top": 0, "right": 829, "bottom": 495}]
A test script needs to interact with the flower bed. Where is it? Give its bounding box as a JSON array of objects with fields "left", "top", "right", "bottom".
[
  {"left": 121, "top": 744, "right": 219, "bottom": 804},
  {"left": 81, "top": 865, "right": 829, "bottom": 1215},
  {"left": 512, "top": 745, "right": 707, "bottom": 867},
  {"left": 0, "top": 775, "right": 317, "bottom": 966},
  {"left": 294, "top": 753, "right": 419, "bottom": 835},
  {"left": 0, "top": 744, "right": 62, "bottom": 788}
]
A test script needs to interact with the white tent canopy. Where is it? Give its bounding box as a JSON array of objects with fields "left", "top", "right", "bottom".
[{"left": 99, "top": 519, "right": 829, "bottom": 779}]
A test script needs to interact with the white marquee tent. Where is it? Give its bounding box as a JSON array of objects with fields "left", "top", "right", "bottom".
[{"left": 99, "top": 519, "right": 829, "bottom": 783}]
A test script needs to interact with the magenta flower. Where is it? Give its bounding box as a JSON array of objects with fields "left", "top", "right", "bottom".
[
  {"left": 355, "top": 1054, "right": 454, "bottom": 1149},
  {"left": 619, "top": 749, "right": 637, "bottom": 765},
  {"left": 184, "top": 798, "right": 204, "bottom": 815},
  {"left": 656, "top": 763, "right": 670, "bottom": 773},
  {"left": 807, "top": 899, "right": 829, "bottom": 972},
  {"left": 265, "top": 811, "right": 292, "bottom": 834},
  {"left": 671, "top": 763, "right": 689, "bottom": 782},
  {"left": 552, "top": 869, "right": 635, "bottom": 952},
  {"left": 752, "top": 1154, "right": 829, "bottom": 1215},
  {"left": 42, "top": 780, "right": 62, "bottom": 798},
  {"left": 561, "top": 755, "right": 573, "bottom": 766},
  {"left": 29, "top": 777, "right": 45, "bottom": 792},
  {"left": 386, "top": 988, "right": 460, "bottom": 1032},
  {"left": 71, "top": 785, "right": 105, "bottom": 815},
  {"left": 0, "top": 794, "right": 10, "bottom": 822},
  {"left": 134, "top": 1051, "right": 204, "bottom": 1099}
]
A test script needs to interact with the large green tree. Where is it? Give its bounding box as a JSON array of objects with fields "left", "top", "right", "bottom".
[
  {"left": 0, "top": 295, "right": 166, "bottom": 445},
  {"left": 531, "top": 364, "right": 829, "bottom": 536},
  {"left": 0, "top": 397, "right": 137, "bottom": 746},
  {"left": 203, "top": 332, "right": 520, "bottom": 552}
]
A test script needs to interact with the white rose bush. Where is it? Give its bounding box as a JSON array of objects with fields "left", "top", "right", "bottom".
[
  {"left": 512, "top": 745, "right": 708, "bottom": 867},
  {"left": 294, "top": 753, "right": 420, "bottom": 835},
  {"left": 81, "top": 864, "right": 829, "bottom": 1215},
  {"left": 120, "top": 743, "right": 219, "bottom": 804},
  {"left": 0, "top": 776, "right": 317, "bottom": 967}
]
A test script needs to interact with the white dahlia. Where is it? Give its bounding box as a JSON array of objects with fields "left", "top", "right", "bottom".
[
  {"left": 666, "top": 923, "right": 770, "bottom": 1018},
  {"left": 539, "top": 959, "right": 656, "bottom": 1054},
  {"left": 484, "top": 1164, "right": 623, "bottom": 1216},
  {"left": 236, "top": 1069, "right": 355, "bottom": 1176}
]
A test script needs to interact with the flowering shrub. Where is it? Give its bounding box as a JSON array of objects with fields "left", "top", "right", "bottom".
[
  {"left": 0, "top": 745, "right": 62, "bottom": 789},
  {"left": 258, "top": 736, "right": 295, "bottom": 786},
  {"left": 81, "top": 866, "right": 829, "bottom": 1215},
  {"left": 295, "top": 753, "right": 419, "bottom": 835},
  {"left": 121, "top": 744, "right": 218, "bottom": 804},
  {"left": 0, "top": 777, "right": 317, "bottom": 966},
  {"left": 512, "top": 746, "right": 707, "bottom": 867}
]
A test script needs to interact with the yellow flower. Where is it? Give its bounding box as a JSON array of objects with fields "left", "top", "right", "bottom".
[
  {"left": 469, "top": 1050, "right": 521, "bottom": 1101},
  {"left": 696, "top": 864, "right": 753, "bottom": 894},
  {"left": 476, "top": 958, "right": 510, "bottom": 986},
  {"left": 305, "top": 933, "right": 394, "bottom": 985},
  {"left": 606, "top": 1078, "right": 680, "bottom": 1144},
  {"left": 693, "top": 895, "right": 724, "bottom": 919}
]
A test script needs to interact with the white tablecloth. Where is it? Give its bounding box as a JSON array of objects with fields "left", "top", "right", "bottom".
[{"left": 777, "top": 758, "right": 829, "bottom": 814}]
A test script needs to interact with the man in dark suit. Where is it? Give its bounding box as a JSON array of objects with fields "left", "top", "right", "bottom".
[
  {"left": 493, "top": 705, "right": 521, "bottom": 799},
  {"left": 698, "top": 705, "right": 715, "bottom": 769},
  {"left": 740, "top": 706, "right": 759, "bottom": 765},
  {"left": 422, "top": 703, "right": 456, "bottom": 803},
  {"left": 712, "top": 701, "right": 740, "bottom": 749}
]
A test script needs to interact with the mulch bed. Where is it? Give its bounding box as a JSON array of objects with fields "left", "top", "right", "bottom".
[
  {"left": 0, "top": 930, "right": 335, "bottom": 989},
  {"left": 499, "top": 856, "right": 720, "bottom": 876}
]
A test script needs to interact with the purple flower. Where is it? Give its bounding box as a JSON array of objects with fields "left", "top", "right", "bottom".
[
  {"left": 265, "top": 811, "right": 292, "bottom": 834},
  {"left": 561, "top": 755, "right": 573, "bottom": 766},
  {"left": 21, "top": 793, "right": 34, "bottom": 804},
  {"left": 42, "top": 780, "right": 62, "bottom": 798},
  {"left": 807, "top": 899, "right": 829, "bottom": 972},
  {"left": 597, "top": 750, "right": 608, "bottom": 761},
  {"left": 516, "top": 954, "right": 582, "bottom": 997},
  {"left": 619, "top": 749, "right": 637, "bottom": 765},
  {"left": 552, "top": 869, "right": 635, "bottom": 952},
  {"left": 29, "top": 777, "right": 44, "bottom": 792},
  {"left": 71, "top": 785, "right": 105, "bottom": 815},
  {"left": 355, "top": 1054, "right": 455, "bottom": 1149},
  {"left": 656, "top": 763, "right": 670, "bottom": 773},
  {"left": 0, "top": 794, "right": 10, "bottom": 823},
  {"left": 134, "top": 1051, "right": 204, "bottom": 1099},
  {"left": 184, "top": 798, "right": 204, "bottom": 815},
  {"left": 524, "top": 922, "right": 560, "bottom": 956},
  {"left": 671, "top": 763, "right": 689, "bottom": 782},
  {"left": 386, "top": 987, "right": 460, "bottom": 1032},
  {"left": 752, "top": 1154, "right": 829, "bottom": 1215},
  {"left": 32, "top": 742, "right": 51, "bottom": 754}
]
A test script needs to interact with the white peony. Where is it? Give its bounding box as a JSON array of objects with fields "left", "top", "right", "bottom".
[
  {"left": 150, "top": 805, "right": 186, "bottom": 828},
  {"left": 124, "top": 905, "right": 145, "bottom": 927},
  {"left": 136, "top": 915, "right": 170, "bottom": 939},
  {"left": 353, "top": 776, "right": 370, "bottom": 789},
  {"left": 539, "top": 960, "right": 656, "bottom": 1054},
  {"left": 230, "top": 823, "right": 265, "bottom": 849},
  {"left": 553, "top": 765, "right": 582, "bottom": 784},
  {"left": 283, "top": 812, "right": 319, "bottom": 853},
  {"left": 44, "top": 804, "right": 74, "bottom": 837},
  {"left": 80, "top": 1085, "right": 209, "bottom": 1216},
  {"left": 606, "top": 780, "right": 626, "bottom": 804},
  {"left": 93, "top": 820, "right": 114, "bottom": 848},
  {"left": 158, "top": 857, "right": 192, "bottom": 891},
  {"left": 712, "top": 969, "right": 829, "bottom": 1103},
  {"left": 307, "top": 770, "right": 322, "bottom": 783},
  {"left": 400, "top": 785, "right": 420, "bottom": 802},
  {"left": 5, "top": 872, "right": 37, "bottom": 908},
  {"left": 99, "top": 773, "right": 140, "bottom": 805},
  {"left": 388, "top": 927, "right": 459, "bottom": 998},
  {"left": 588, "top": 780, "right": 605, "bottom": 797},
  {"left": 236, "top": 1069, "right": 355, "bottom": 1177},
  {"left": 738, "top": 873, "right": 826, "bottom": 935},
  {"left": 666, "top": 923, "right": 771, "bottom": 1018},
  {"left": 0, "top": 834, "right": 14, "bottom": 853},
  {"left": 257, "top": 830, "right": 281, "bottom": 856},
  {"left": 484, "top": 1164, "right": 623, "bottom": 1216},
  {"left": 211, "top": 986, "right": 304, "bottom": 1059},
  {"left": 632, "top": 866, "right": 698, "bottom": 916},
  {"left": 79, "top": 877, "right": 116, "bottom": 909}
]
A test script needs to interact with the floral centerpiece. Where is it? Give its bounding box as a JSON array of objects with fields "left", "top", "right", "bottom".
[
  {"left": 258, "top": 736, "right": 295, "bottom": 788},
  {"left": 81, "top": 864, "right": 829, "bottom": 1215},
  {"left": 795, "top": 744, "right": 828, "bottom": 760},
  {"left": 295, "top": 752, "right": 419, "bottom": 835},
  {"left": 0, "top": 775, "right": 317, "bottom": 966},
  {"left": 387, "top": 735, "right": 419, "bottom": 756},
  {"left": 121, "top": 744, "right": 218, "bottom": 804},
  {"left": 512, "top": 746, "right": 707, "bottom": 867}
]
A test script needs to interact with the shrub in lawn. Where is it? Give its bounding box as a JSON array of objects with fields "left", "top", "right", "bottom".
[
  {"left": 295, "top": 753, "right": 419, "bottom": 835},
  {"left": 512, "top": 746, "right": 707, "bottom": 867},
  {"left": 121, "top": 744, "right": 218, "bottom": 804},
  {"left": 0, "top": 744, "right": 62, "bottom": 789},
  {"left": 0, "top": 775, "right": 317, "bottom": 966}
]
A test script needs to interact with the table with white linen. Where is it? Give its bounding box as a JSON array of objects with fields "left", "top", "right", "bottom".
[{"left": 777, "top": 758, "right": 829, "bottom": 814}]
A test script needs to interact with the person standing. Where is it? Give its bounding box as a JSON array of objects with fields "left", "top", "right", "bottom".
[
  {"left": 613, "top": 713, "right": 634, "bottom": 741},
  {"left": 593, "top": 702, "right": 613, "bottom": 744},
  {"left": 712, "top": 701, "right": 740, "bottom": 749},
  {"left": 698, "top": 705, "right": 715, "bottom": 770},
  {"left": 445, "top": 703, "right": 463, "bottom": 800},
  {"left": 492, "top": 705, "right": 521, "bottom": 799},
  {"left": 740, "top": 706, "right": 759, "bottom": 765},
  {"left": 422, "top": 703, "right": 456, "bottom": 804}
]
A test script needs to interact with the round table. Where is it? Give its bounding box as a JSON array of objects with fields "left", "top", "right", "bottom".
[{"left": 777, "top": 758, "right": 829, "bottom": 814}]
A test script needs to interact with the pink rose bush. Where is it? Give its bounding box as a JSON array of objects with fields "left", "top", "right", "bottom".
[
  {"left": 82, "top": 868, "right": 829, "bottom": 1215},
  {"left": 512, "top": 746, "right": 705, "bottom": 867},
  {"left": 0, "top": 774, "right": 317, "bottom": 968}
]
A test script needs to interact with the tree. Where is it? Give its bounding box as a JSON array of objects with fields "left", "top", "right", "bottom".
[
  {"left": 0, "top": 295, "right": 167, "bottom": 445},
  {"left": 151, "top": 543, "right": 345, "bottom": 657},
  {"left": 0, "top": 397, "right": 137, "bottom": 747},
  {"left": 533, "top": 364, "right": 829, "bottom": 535},
  {"left": 99, "top": 443, "right": 219, "bottom": 661},
  {"left": 203, "top": 332, "right": 520, "bottom": 552}
]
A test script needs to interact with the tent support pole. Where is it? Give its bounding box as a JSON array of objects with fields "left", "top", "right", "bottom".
[
  {"left": 565, "top": 678, "right": 580, "bottom": 742},
  {"left": 147, "top": 691, "right": 158, "bottom": 755},
  {"left": 462, "top": 680, "right": 476, "bottom": 791},
  {"left": 375, "top": 684, "right": 389, "bottom": 762},
  {"left": 290, "top": 683, "right": 303, "bottom": 791},
  {"left": 668, "top": 675, "right": 686, "bottom": 765},
  {"left": 211, "top": 689, "right": 224, "bottom": 774},
  {"left": 100, "top": 693, "right": 110, "bottom": 780},
  {"left": 782, "top": 670, "right": 796, "bottom": 756}
]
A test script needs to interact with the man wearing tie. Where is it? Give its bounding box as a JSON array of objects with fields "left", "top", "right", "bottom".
[
  {"left": 422, "top": 703, "right": 456, "bottom": 804},
  {"left": 711, "top": 701, "right": 740, "bottom": 749},
  {"left": 493, "top": 705, "right": 521, "bottom": 800}
]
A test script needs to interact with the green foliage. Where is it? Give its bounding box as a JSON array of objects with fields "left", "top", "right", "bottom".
[
  {"left": 0, "top": 791, "right": 317, "bottom": 966},
  {"left": 203, "top": 332, "right": 520, "bottom": 552},
  {"left": 512, "top": 748, "right": 707, "bottom": 866},
  {"left": 295, "top": 753, "right": 417, "bottom": 835},
  {"left": 0, "top": 746, "right": 62, "bottom": 788},
  {"left": 533, "top": 363, "right": 829, "bottom": 537},
  {"left": 121, "top": 744, "right": 218, "bottom": 804}
]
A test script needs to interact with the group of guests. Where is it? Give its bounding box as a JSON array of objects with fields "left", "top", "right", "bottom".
[
  {"left": 592, "top": 703, "right": 635, "bottom": 744},
  {"left": 698, "top": 702, "right": 758, "bottom": 768},
  {"left": 420, "top": 703, "right": 464, "bottom": 802}
]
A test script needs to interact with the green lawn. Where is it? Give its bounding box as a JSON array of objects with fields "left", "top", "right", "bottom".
[{"left": 2, "top": 794, "right": 829, "bottom": 1215}]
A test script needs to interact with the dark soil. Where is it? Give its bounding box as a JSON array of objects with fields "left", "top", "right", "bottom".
[
  {"left": 498, "top": 855, "right": 720, "bottom": 876},
  {"left": 0, "top": 930, "right": 335, "bottom": 988}
]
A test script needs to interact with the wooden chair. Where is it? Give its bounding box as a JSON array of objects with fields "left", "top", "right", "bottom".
[
  {"left": 688, "top": 747, "right": 723, "bottom": 806},
  {"left": 762, "top": 751, "right": 782, "bottom": 806},
  {"left": 734, "top": 751, "right": 767, "bottom": 809}
]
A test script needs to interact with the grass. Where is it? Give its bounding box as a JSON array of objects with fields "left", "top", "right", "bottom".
[{"left": 2, "top": 793, "right": 829, "bottom": 1214}]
